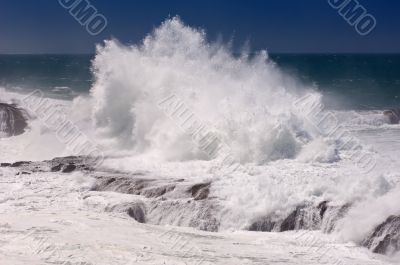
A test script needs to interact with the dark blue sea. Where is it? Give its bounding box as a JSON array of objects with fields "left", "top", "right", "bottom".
[{"left": 0, "top": 54, "right": 399, "bottom": 110}]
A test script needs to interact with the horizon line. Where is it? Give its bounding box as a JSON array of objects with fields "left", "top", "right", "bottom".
[{"left": 1, "top": 52, "right": 400, "bottom": 56}]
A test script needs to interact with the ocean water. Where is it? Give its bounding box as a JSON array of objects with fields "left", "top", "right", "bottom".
[
  {"left": 0, "top": 17, "right": 399, "bottom": 259},
  {"left": 272, "top": 54, "right": 400, "bottom": 110},
  {"left": 0, "top": 54, "right": 92, "bottom": 97},
  {"left": 1, "top": 54, "right": 400, "bottom": 110}
]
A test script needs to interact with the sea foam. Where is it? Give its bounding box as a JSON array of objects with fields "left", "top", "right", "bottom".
[{"left": 90, "top": 17, "right": 326, "bottom": 164}]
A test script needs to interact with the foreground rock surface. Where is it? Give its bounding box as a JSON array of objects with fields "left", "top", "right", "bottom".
[
  {"left": 1, "top": 156, "right": 220, "bottom": 232},
  {"left": 1, "top": 156, "right": 399, "bottom": 258}
]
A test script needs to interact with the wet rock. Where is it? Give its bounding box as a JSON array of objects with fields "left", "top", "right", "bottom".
[
  {"left": 280, "top": 208, "right": 301, "bottom": 231},
  {"left": 318, "top": 201, "right": 329, "bottom": 219},
  {"left": 141, "top": 185, "right": 175, "bottom": 198},
  {"left": 248, "top": 218, "right": 276, "bottom": 232},
  {"left": 248, "top": 202, "right": 350, "bottom": 233},
  {"left": 48, "top": 156, "right": 96, "bottom": 172},
  {"left": 190, "top": 183, "right": 210, "bottom": 200},
  {"left": 92, "top": 176, "right": 180, "bottom": 199},
  {"left": 1, "top": 156, "right": 222, "bottom": 232},
  {"left": 0, "top": 103, "right": 28, "bottom": 137},
  {"left": 51, "top": 163, "right": 63, "bottom": 172},
  {"left": 127, "top": 204, "right": 146, "bottom": 223},
  {"left": 106, "top": 178, "right": 116, "bottom": 185},
  {"left": 16, "top": 171, "right": 31, "bottom": 175},
  {"left": 320, "top": 203, "right": 351, "bottom": 233},
  {"left": 92, "top": 177, "right": 153, "bottom": 195},
  {"left": 11, "top": 161, "right": 30, "bottom": 167},
  {"left": 146, "top": 199, "right": 220, "bottom": 232},
  {"left": 62, "top": 164, "right": 77, "bottom": 173},
  {"left": 280, "top": 205, "right": 322, "bottom": 232},
  {"left": 363, "top": 215, "right": 400, "bottom": 255},
  {"left": 248, "top": 204, "right": 322, "bottom": 232},
  {"left": 91, "top": 175, "right": 218, "bottom": 231}
]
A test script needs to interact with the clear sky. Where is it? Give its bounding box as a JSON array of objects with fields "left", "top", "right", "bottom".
[{"left": 0, "top": 0, "right": 399, "bottom": 54}]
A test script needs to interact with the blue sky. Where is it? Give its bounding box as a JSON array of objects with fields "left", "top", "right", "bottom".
[{"left": 0, "top": 0, "right": 399, "bottom": 54}]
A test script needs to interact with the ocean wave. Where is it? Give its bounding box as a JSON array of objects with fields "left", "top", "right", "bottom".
[{"left": 90, "top": 17, "right": 329, "bottom": 164}]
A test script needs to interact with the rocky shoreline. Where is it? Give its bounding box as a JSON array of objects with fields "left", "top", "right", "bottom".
[{"left": 1, "top": 155, "right": 399, "bottom": 256}]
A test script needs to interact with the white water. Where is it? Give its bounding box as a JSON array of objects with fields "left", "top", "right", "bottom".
[
  {"left": 90, "top": 17, "right": 326, "bottom": 164},
  {"left": 1, "top": 17, "right": 400, "bottom": 261}
]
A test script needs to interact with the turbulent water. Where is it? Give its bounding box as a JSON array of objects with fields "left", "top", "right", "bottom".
[{"left": 1, "top": 17, "right": 400, "bottom": 262}]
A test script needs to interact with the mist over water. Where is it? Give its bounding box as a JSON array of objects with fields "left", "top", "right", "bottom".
[{"left": 90, "top": 17, "right": 328, "bottom": 164}]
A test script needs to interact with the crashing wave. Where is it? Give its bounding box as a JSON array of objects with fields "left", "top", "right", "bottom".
[{"left": 90, "top": 16, "right": 329, "bottom": 164}]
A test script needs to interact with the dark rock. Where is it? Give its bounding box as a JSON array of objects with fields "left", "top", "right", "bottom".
[
  {"left": 248, "top": 218, "right": 276, "bottom": 232},
  {"left": 0, "top": 163, "right": 11, "bottom": 167},
  {"left": 92, "top": 176, "right": 178, "bottom": 199},
  {"left": 51, "top": 163, "right": 63, "bottom": 172},
  {"left": 11, "top": 161, "right": 30, "bottom": 167},
  {"left": 279, "top": 205, "right": 322, "bottom": 232},
  {"left": 92, "top": 177, "right": 150, "bottom": 195},
  {"left": 248, "top": 206, "right": 309, "bottom": 232},
  {"left": 321, "top": 203, "right": 351, "bottom": 233},
  {"left": 363, "top": 215, "right": 400, "bottom": 255},
  {"left": 62, "top": 164, "right": 76, "bottom": 173},
  {"left": 318, "top": 201, "right": 329, "bottom": 219},
  {"left": 141, "top": 185, "right": 175, "bottom": 198},
  {"left": 16, "top": 171, "right": 31, "bottom": 176},
  {"left": 0, "top": 156, "right": 221, "bottom": 232},
  {"left": 0, "top": 103, "right": 28, "bottom": 137},
  {"left": 280, "top": 208, "right": 300, "bottom": 232},
  {"left": 127, "top": 204, "right": 146, "bottom": 223},
  {"left": 49, "top": 156, "right": 95, "bottom": 170},
  {"left": 248, "top": 202, "right": 349, "bottom": 233},
  {"left": 146, "top": 199, "right": 220, "bottom": 232},
  {"left": 62, "top": 156, "right": 79, "bottom": 160},
  {"left": 189, "top": 183, "right": 210, "bottom": 200},
  {"left": 106, "top": 178, "right": 116, "bottom": 185},
  {"left": 89, "top": 173, "right": 220, "bottom": 231}
]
